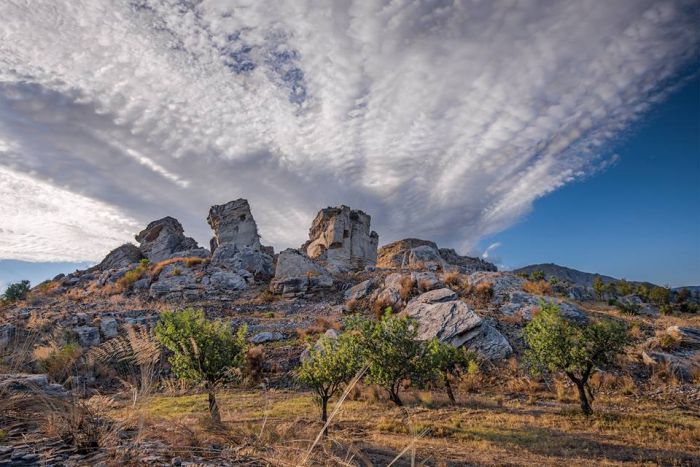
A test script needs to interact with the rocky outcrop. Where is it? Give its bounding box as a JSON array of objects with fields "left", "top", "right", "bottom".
[
  {"left": 0, "top": 374, "right": 67, "bottom": 398},
  {"left": 499, "top": 291, "right": 588, "bottom": 324},
  {"left": 207, "top": 199, "right": 262, "bottom": 252},
  {"left": 207, "top": 199, "right": 274, "bottom": 278},
  {"left": 404, "top": 288, "right": 512, "bottom": 360},
  {"left": 377, "top": 239, "right": 496, "bottom": 273},
  {"left": 95, "top": 244, "right": 143, "bottom": 270},
  {"left": 135, "top": 217, "right": 199, "bottom": 263},
  {"left": 344, "top": 279, "right": 377, "bottom": 301},
  {"left": 468, "top": 272, "right": 525, "bottom": 303},
  {"left": 303, "top": 205, "right": 379, "bottom": 272},
  {"left": 270, "top": 249, "right": 333, "bottom": 296}
]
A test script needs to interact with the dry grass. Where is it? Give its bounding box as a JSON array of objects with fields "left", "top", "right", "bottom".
[
  {"left": 398, "top": 275, "right": 415, "bottom": 302},
  {"left": 522, "top": 280, "right": 553, "bottom": 296},
  {"left": 151, "top": 256, "right": 208, "bottom": 278}
]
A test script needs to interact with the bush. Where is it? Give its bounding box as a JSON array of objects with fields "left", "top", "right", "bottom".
[
  {"left": 613, "top": 300, "right": 640, "bottom": 316},
  {"left": 425, "top": 340, "right": 476, "bottom": 404},
  {"left": 531, "top": 270, "right": 545, "bottom": 282},
  {"left": 37, "top": 343, "right": 83, "bottom": 383},
  {"left": 2, "top": 280, "right": 30, "bottom": 302},
  {"left": 155, "top": 308, "right": 247, "bottom": 423},
  {"left": 659, "top": 304, "right": 673, "bottom": 316},
  {"left": 680, "top": 302, "right": 699, "bottom": 314},
  {"left": 524, "top": 302, "right": 627, "bottom": 415}
]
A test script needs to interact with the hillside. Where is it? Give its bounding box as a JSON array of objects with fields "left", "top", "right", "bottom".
[{"left": 513, "top": 263, "right": 658, "bottom": 288}]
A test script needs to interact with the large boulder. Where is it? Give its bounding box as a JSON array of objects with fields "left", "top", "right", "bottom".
[
  {"left": 135, "top": 217, "right": 199, "bottom": 262},
  {"left": 95, "top": 243, "right": 144, "bottom": 270},
  {"left": 207, "top": 199, "right": 274, "bottom": 278},
  {"left": 270, "top": 249, "right": 332, "bottom": 296},
  {"left": 377, "top": 239, "right": 496, "bottom": 273},
  {"left": 377, "top": 239, "right": 439, "bottom": 269},
  {"left": 207, "top": 199, "right": 263, "bottom": 252},
  {"left": 404, "top": 288, "right": 512, "bottom": 360},
  {"left": 303, "top": 205, "right": 379, "bottom": 272}
]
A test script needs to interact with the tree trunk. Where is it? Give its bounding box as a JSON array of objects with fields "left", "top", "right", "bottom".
[
  {"left": 320, "top": 395, "right": 330, "bottom": 437},
  {"left": 208, "top": 391, "right": 221, "bottom": 424},
  {"left": 445, "top": 372, "right": 456, "bottom": 405},
  {"left": 575, "top": 381, "right": 592, "bottom": 416},
  {"left": 389, "top": 389, "right": 403, "bottom": 407}
]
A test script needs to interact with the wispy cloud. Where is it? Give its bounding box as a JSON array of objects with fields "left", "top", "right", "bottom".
[{"left": 0, "top": 0, "right": 697, "bottom": 262}]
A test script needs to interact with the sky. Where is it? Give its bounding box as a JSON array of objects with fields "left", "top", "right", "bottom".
[{"left": 0, "top": 0, "right": 699, "bottom": 291}]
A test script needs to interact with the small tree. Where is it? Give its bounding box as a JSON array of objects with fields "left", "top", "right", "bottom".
[
  {"left": 649, "top": 286, "right": 670, "bottom": 306},
  {"left": 348, "top": 313, "right": 429, "bottom": 406},
  {"left": 297, "top": 332, "right": 361, "bottom": 430},
  {"left": 592, "top": 276, "right": 605, "bottom": 300},
  {"left": 426, "top": 340, "right": 475, "bottom": 404},
  {"left": 616, "top": 279, "right": 632, "bottom": 296},
  {"left": 2, "top": 280, "right": 30, "bottom": 302},
  {"left": 531, "top": 270, "right": 546, "bottom": 282},
  {"left": 155, "top": 308, "right": 247, "bottom": 423},
  {"left": 676, "top": 288, "right": 691, "bottom": 304},
  {"left": 524, "top": 302, "right": 627, "bottom": 415}
]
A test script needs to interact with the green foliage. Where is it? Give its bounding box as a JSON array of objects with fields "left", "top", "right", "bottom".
[
  {"left": 155, "top": 308, "right": 247, "bottom": 386},
  {"left": 675, "top": 288, "right": 691, "bottom": 303},
  {"left": 592, "top": 276, "right": 606, "bottom": 300},
  {"left": 531, "top": 270, "right": 545, "bottom": 282},
  {"left": 117, "top": 261, "right": 150, "bottom": 290},
  {"left": 38, "top": 343, "right": 83, "bottom": 383},
  {"left": 616, "top": 279, "right": 633, "bottom": 296},
  {"left": 297, "top": 332, "right": 361, "bottom": 421},
  {"left": 425, "top": 340, "right": 476, "bottom": 404},
  {"left": 155, "top": 308, "right": 247, "bottom": 422},
  {"left": 347, "top": 312, "right": 431, "bottom": 406},
  {"left": 2, "top": 280, "right": 30, "bottom": 302},
  {"left": 524, "top": 302, "right": 627, "bottom": 414},
  {"left": 548, "top": 276, "right": 560, "bottom": 286},
  {"left": 636, "top": 285, "right": 650, "bottom": 302},
  {"left": 139, "top": 258, "right": 151, "bottom": 267},
  {"left": 659, "top": 304, "right": 673, "bottom": 316},
  {"left": 613, "top": 300, "right": 640, "bottom": 316},
  {"left": 679, "top": 302, "right": 699, "bottom": 314},
  {"left": 649, "top": 286, "right": 670, "bottom": 306}
]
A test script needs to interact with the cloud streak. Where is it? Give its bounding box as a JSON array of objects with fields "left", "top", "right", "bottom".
[{"left": 0, "top": 0, "right": 698, "bottom": 262}]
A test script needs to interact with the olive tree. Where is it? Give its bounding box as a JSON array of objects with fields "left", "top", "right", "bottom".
[
  {"left": 347, "top": 313, "right": 430, "bottom": 406},
  {"left": 426, "top": 340, "right": 476, "bottom": 404},
  {"left": 297, "top": 331, "right": 361, "bottom": 430},
  {"left": 2, "top": 280, "right": 30, "bottom": 302},
  {"left": 155, "top": 308, "right": 247, "bottom": 423},
  {"left": 524, "top": 302, "right": 627, "bottom": 415}
]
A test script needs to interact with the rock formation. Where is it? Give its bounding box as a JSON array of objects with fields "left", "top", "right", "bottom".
[
  {"left": 303, "top": 205, "right": 379, "bottom": 272},
  {"left": 135, "top": 217, "right": 200, "bottom": 263},
  {"left": 403, "top": 288, "right": 512, "bottom": 360},
  {"left": 95, "top": 243, "right": 144, "bottom": 270},
  {"left": 207, "top": 199, "right": 262, "bottom": 252},
  {"left": 207, "top": 199, "right": 274, "bottom": 278},
  {"left": 377, "top": 238, "right": 496, "bottom": 273}
]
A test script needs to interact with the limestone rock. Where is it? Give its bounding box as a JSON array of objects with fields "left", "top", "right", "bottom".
[
  {"left": 377, "top": 239, "right": 438, "bottom": 269},
  {"left": 0, "top": 374, "right": 67, "bottom": 397},
  {"left": 404, "top": 288, "right": 512, "bottom": 360},
  {"left": 149, "top": 272, "right": 203, "bottom": 301},
  {"left": 250, "top": 332, "right": 286, "bottom": 344},
  {"left": 74, "top": 326, "right": 100, "bottom": 347},
  {"left": 96, "top": 243, "right": 143, "bottom": 270},
  {"left": 411, "top": 271, "right": 442, "bottom": 291},
  {"left": 207, "top": 199, "right": 262, "bottom": 252},
  {"left": 438, "top": 248, "right": 497, "bottom": 273},
  {"left": 210, "top": 243, "right": 273, "bottom": 278},
  {"left": 270, "top": 249, "right": 333, "bottom": 295},
  {"left": 304, "top": 205, "right": 379, "bottom": 271},
  {"left": 0, "top": 324, "right": 16, "bottom": 348},
  {"left": 641, "top": 350, "right": 699, "bottom": 382},
  {"left": 666, "top": 326, "right": 700, "bottom": 347},
  {"left": 344, "top": 279, "right": 376, "bottom": 301},
  {"left": 135, "top": 217, "right": 199, "bottom": 262},
  {"left": 99, "top": 317, "right": 119, "bottom": 339},
  {"left": 468, "top": 272, "right": 525, "bottom": 304},
  {"left": 208, "top": 270, "right": 248, "bottom": 291}
]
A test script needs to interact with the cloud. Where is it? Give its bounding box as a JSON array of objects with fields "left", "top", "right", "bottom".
[
  {"left": 482, "top": 243, "right": 501, "bottom": 260},
  {"left": 0, "top": 0, "right": 697, "bottom": 262}
]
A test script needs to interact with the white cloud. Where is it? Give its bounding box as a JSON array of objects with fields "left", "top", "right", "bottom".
[{"left": 0, "top": 0, "right": 697, "bottom": 262}]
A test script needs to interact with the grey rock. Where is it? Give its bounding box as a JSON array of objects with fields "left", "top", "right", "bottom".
[
  {"left": 404, "top": 290, "right": 512, "bottom": 360},
  {"left": 377, "top": 238, "right": 438, "bottom": 269},
  {"left": 135, "top": 217, "right": 199, "bottom": 263},
  {"left": 208, "top": 271, "right": 247, "bottom": 291},
  {"left": 95, "top": 243, "right": 143, "bottom": 270},
  {"left": 0, "top": 324, "right": 16, "bottom": 348},
  {"left": 667, "top": 326, "right": 700, "bottom": 347},
  {"left": 74, "top": 326, "right": 101, "bottom": 347},
  {"left": 207, "top": 199, "right": 263, "bottom": 253},
  {"left": 99, "top": 317, "right": 119, "bottom": 339},
  {"left": 344, "top": 279, "right": 376, "bottom": 301},
  {"left": 0, "top": 374, "right": 67, "bottom": 397},
  {"left": 304, "top": 205, "right": 379, "bottom": 272},
  {"left": 250, "top": 332, "right": 285, "bottom": 344},
  {"left": 411, "top": 271, "right": 442, "bottom": 291},
  {"left": 270, "top": 249, "right": 332, "bottom": 295},
  {"left": 210, "top": 243, "right": 273, "bottom": 278},
  {"left": 641, "top": 350, "right": 699, "bottom": 382},
  {"left": 405, "top": 245, "right": 445, "bottom": 271},
  {"left": 438, "top": 248, "right": 497, "bottom": 273},
  {"left": 149, "top": 271, "right": 203, "bottom": 300},
  {"left": 468, "top": 272, "right": 525, "bottom": 303}
]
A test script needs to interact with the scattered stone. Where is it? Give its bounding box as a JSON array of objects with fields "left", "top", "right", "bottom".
[
  {"left": 344, "top": 279, "right": 376, "bottom": 301},
  {"left": 135, "top": 217, "right": 199, "bottom": 262},
  {"left": 303, "top": 205, "right": 379, "bottom": 272},
  {"left": 250, "top": 332, "right": 285, "bottom": 344},
  {"left": 74, "top": 326, "right": 101, "bottom": 347},
  {"left": 0, "top": 374, "right": 67, "bottom": 397},
  {"left": 99, "top": 317, "right": 119, "bottom": 339}
]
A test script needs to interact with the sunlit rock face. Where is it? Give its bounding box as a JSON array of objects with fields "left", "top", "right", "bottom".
[
  {"left": 207, "top": 199, "right": 262, "bottom": 253},
  {"left": 303, "top": 205, "right": 379, "bottom": 272},
  {"left": 134, "top": 217, "right": 199, "bottom": 263}
]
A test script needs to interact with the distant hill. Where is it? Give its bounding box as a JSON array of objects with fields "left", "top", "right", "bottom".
[{"left": 513, "top": 263, "right": 657, "bottom": 288}]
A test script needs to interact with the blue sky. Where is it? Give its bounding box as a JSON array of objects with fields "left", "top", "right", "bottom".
[
  {"left": 0, "top": 1, "right": 698, "bottom": 293},
  {"left": 479, "top": 73, "right": 700, "bottom": 287}
]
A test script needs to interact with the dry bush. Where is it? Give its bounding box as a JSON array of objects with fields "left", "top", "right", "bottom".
[
  {"left": 252, "top": 289, "right": 275, "bottom": 305},
  {"left": 398, "top": 275, "right": 415, "bottom": 302},
  {"left": 307, "top": 317, "right": 342, "bottom": 334},
  {"left": 65, "top": 287, "right": 86, "bottom": 301},
  {"left": 500, "top": 312, "right": 526, "bottom": 325},
  {"left": 470, "top": 281, "right": 494, "bottom": 307},
  {"left": 522, "top": 280, "right": 552, "bottom": 296},
  {"left": 245, "top": 345, "right": 265, "bottom": 382},
  {"left": 371, "top": 294, "right": 396, "bottom": 318},
  {"left": 506, "top": 376, "right": 542, "bottom": 394},
  {"left": 554, "top": 378, "right": 570, "bottom": 401},
  {"left": 443, "top": 271, "right": 464, "bottom": 289},
  {"left": 417, "top": 278, "right": 434, "bottom": 293},
  {"left": 628, "top": 323, "right": 644, "bottom": 340},
  {"left": 43, "top": 396, "right": 116, "bottom": 454},
  {"left": 35, "top": 342, "right": 83, "bottom": 383},
  {"left": 654, "top": 331, "right": 681, "bottom": 351},
  {"left": 27, "top": 310, "right": 52, "bottom": 332}
]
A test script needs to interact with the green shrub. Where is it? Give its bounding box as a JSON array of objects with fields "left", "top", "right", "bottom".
[
  {"left": 679, "top": 302, "right": 699, "bottom": 314},
  {"left": 2, "top": 280, "right": 30, "bottom": 302},
  {"left": 659, "top": 304, "right": 673, "bottom": 316},
  {"left": 524, "top": 302, "right": 627, "bottom": 415},
  {"left": 613, "top": 300, "right": 640, "bottom": 315},
  {"left": 531, "top": 270, "right": 545, "bottom": 282},
  {"left": 155, "top": 308, "right": 247, "bottom": 423},
  {"left": 425, "top": 340, "right": 476, "bottom": 404},
  {"left": 38, "top": 343, "right": 83, "bottom": 383}
]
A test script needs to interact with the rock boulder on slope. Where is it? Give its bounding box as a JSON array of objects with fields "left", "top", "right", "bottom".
[{"left": 135, "top": 217, "right": 200, "bottom": 263}]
